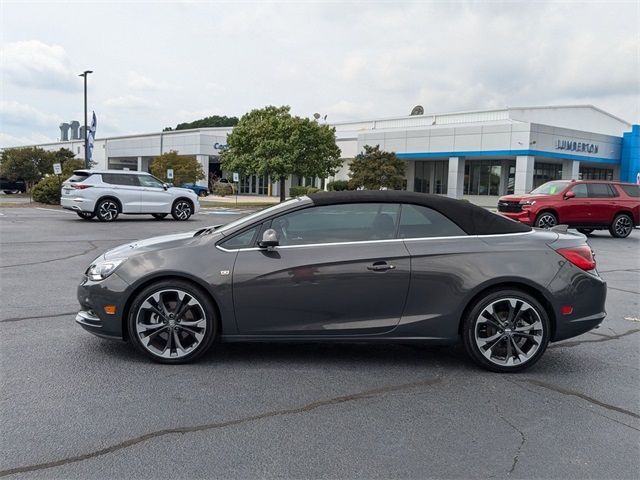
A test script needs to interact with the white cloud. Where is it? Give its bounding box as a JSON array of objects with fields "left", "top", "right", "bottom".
[
  {"left": 127, "top": 71, "right": 170, "bottom": 91},
  {"left": 103, "top": 95, "right": 159, "bottom": 111},
  {"left": 0, "top": 131, "right": 56, "bottom": 148},
  {"left": 1, "top": 40, "right": 79, "bottom": 92},
  {"left": 0, "top": 101, "right": 62, "bottom": 128}
]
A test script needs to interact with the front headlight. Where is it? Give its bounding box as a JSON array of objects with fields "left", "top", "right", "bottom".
[
  {"left": 519, "top": 200, "right": 536, "bottom": 207},
  {"left": 87, "top": 259, "right": 125, "bottom": 281}
]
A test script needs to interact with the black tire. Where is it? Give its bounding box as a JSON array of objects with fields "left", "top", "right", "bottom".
[
  {"left": 609, "top": 213, "right": 633, "bottom": 238},
  {"left": 198, "top": 190, "right": 208, "bottom": 197},
  {"left": 152, "top": 213, "right": 168, "bottom": 220},
  {"left": 95, "top": 198, "right": 120, "bottom": 222},
  {"left": 462, "top": 289, "right": 550, "bottom": 373},
  {"left": 127, "top": 279, "right": 217, "bottom": 363},
  {"left": 171, "top": 199, "right": 193, "bottom": 221},
  {"left": 577, "top": 228, "right": 594, "bottom": 236},
  {"left": 535, "top": 212, "right": 558, "bottom": 229},
  {"left": 77, "top": 211, "right": 95, "bottom": 220},
  {"left": 3, "top": 190, "right": 15, "bottom": 194}
]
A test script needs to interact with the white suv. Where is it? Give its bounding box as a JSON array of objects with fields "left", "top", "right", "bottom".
[{"left": 61, "top": 170, "right": 200, "bottom": 221}]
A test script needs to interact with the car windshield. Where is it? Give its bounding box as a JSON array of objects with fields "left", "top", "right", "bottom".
[
  {"left": 530, "top": 181, "right": 570, "bottom": 195},
  {"left": 216, "top": 197, "right": 307, "bottom": 234}
]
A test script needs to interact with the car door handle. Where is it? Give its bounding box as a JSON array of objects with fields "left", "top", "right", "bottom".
[{"left": 367, "top": 262, "right": 395, "bottom": 272}]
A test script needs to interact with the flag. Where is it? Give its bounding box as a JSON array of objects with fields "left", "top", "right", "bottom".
[{"left": 88, "top": 111, "right": 97, "bottom": 164}]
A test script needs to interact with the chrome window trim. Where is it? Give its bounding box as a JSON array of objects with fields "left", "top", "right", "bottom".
[{"left": 215, "top": 230, "right": 534, "bottom": 253}]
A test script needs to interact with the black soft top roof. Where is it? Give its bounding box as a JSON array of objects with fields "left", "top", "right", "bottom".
[{"left": 307, "top": 191, "right": 531, "bottom": 235}]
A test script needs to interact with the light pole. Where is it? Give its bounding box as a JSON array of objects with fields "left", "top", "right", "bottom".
[{"left": 79, "top": 70, "right": 93, "bottom": 168}]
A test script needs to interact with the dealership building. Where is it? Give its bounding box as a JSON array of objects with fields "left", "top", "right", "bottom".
[{"left": 14, "top": 105, "right": 640, "bottom": 203}]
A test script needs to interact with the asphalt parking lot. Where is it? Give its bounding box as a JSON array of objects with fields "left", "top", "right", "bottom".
[{"left": 1, "top": 206, "right": 639, "bottom": 479}]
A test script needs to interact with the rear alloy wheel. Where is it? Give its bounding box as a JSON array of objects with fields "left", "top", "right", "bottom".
[
  {"left": 462, "top": 290, "right": 550, "bottom": 372},
  {"left": 577, "top": 228, "right": 594, "bottom": 236},
  {"left": 172, "top": 200, "right": 193, "bottom": 221},
  {"left": 96, "top": 199, "right": 119, "bottom": 222},
  {"left": 609, "top": 214, "right": 633, "bottom": 238},
  {"left": 77, "top": 211, "right": 95, "bottom": 220},
  {"left": 152, "top": 213, "right": 168, "bottom": 220},
  {"left": 535, "top": 212, "right": 558, "bottom": 229},
  {"left": 128, "top": 280, "right": 216, "bottom": 363}
]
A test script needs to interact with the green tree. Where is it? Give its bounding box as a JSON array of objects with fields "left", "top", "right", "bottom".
[
  {"left": 221, "top": 105, "right": 342, "bottom": 201},
  {"left": 164, "top": 115, "right": 240, "bottom": 132},
  {"left": 150, "top": 151, "right": 205, "bottom": 186},
  {"left": 0, "top": 147, "right": 84, "bottom": 192},
  {"left": 30, "top": 157, "right": 84, "bottom": 205},
  {"left": 348, "top": 145, "right": 406, "bottom": 190}
]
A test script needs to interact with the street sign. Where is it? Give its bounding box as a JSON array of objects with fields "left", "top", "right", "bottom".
[
  {"left": 167, "top": 169, "right": 174, "bottom": 180},
  {"left": 232, "top": 172, "right": 239, "bottom": 182},
  {"left": 53, "top": 163, "right": 62, "bottom": 175}
]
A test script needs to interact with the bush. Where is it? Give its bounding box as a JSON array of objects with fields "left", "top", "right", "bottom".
[
  {"left": 306, "top": 187, "right": 322, "bottom": 194},
  {"left": 212, "top": 182, "right": 234, "bottom": 197},
  {"left": 327, "top": 180, "right": 351, "bottom": 191},
  {"left": 289, "top": 186, "right": 309, "bottom": 197},
  {"left": 32, "top": 175, "right": 64, "bottom": 204}
]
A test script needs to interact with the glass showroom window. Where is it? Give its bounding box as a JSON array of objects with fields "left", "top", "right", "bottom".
[
  {"left": 107, "top": 157, "right": 138, "bottom": 171},
  {"left": 579, "top": 167, "right": 613, "bottom": 180},
  {"left": 464, "top": 160, "right": 502, "bottom": 195},
  {"left": 533, "top": 162, "right": 562, "bottom": 189},
  {"left": 414, "top": 161, "right": 448, "bottom": 194}
]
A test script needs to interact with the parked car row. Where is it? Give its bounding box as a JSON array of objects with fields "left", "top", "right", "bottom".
[
  {"left": 498, "top": 180, "right": 640, "bottom": 238},
  {"left": 61, "top": 170, "right": 200, "bottom": 221}
]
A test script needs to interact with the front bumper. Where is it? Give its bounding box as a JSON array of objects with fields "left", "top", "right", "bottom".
[
  {"left": 76, "top": 272, "right": 130, "bottom": 340},
  {"left": 499, "top": 209, "right": 535, "bottom": 225}
]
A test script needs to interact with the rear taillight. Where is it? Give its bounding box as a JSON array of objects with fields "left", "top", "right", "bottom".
[
  {"left": 556, "top": 245, "right": 596, "bottom": 271},
  {"left": 72, "top": 184, "right": 92, "bottom": 190}
]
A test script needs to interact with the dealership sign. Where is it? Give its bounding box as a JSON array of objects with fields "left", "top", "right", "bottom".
[
  {"left": 214, "top": 142, "right": 228, "bottom": 150},
  {"left": 555, "top": 139, "right": 599, "bottom": 154}
]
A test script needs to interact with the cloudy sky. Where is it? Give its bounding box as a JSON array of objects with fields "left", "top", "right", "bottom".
[{"left": 1, "top": 0, "right": 638, "bottom": 147}]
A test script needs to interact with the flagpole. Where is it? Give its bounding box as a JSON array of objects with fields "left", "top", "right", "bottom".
[{"left": 79, "top": 70, "right": 93, "bottom": 169}]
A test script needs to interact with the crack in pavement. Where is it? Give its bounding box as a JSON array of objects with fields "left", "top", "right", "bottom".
[
  {"left": 0, "top": 311, "right": 76, "bottom": 323},
  {"left": 505, "top": 379, "right": 640, "bottom": 432},
  {"left": 492, "top": 404, "right": 526, "bottom": 476},
  {"left": 0, "top": 238, "right": 137, "bottom": 246},
  {"left": 606, "top": 286, "right": 640, "bottom": 295},
  {"left": 0, "top": 241, "right": 99, "bottom": 268},
  {"left": 598, "top": 268, "right": 640, "bottom": 274},
  {"left": 523, "top": 379, "right": 640, "bottom": 420},
  {"left": 549, "top": 328, "right": 639, "bottom": 349},
  {"left": 0, "top": 377, "right": 442, "bottom": 478}
]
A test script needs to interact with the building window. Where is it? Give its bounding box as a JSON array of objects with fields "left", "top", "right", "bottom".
[
  {"left": 579, "top": 167, "right": 613, "bottom": 180},
  {"left": 107, "top": 157, "right": 138, "bottom": 171},
  {"left": 464, "top": 160, "right": 503, "bottom": 196},
  {"left": 533, "top": 162, "right": 562, "bottom": 189},
  {"left": 414, "top": 160, "right": 447, "bottom": 194}
]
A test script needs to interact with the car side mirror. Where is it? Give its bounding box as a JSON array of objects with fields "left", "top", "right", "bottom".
[
  {"left": 258, "top": 229, "right": 279, "bottom": 250},
  {"left": 564, "top": 191, "right": 575, "bottom": 199},
  {"left": 162, "top": 183, "right": 169, "bottom": 190}
]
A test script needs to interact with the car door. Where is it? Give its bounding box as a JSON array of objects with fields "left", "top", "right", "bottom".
[
  {"left": 230, "top": 203, "right": 411, "bottom": 335},
  {"left": 586, "top": 183, "right": 618, "bottom": 225},
  {"left": 398, "top": 203, "right": 490, "bottom": 339},
  {"left": 559, "top": 183, "right": 589, "bottom": 224},
  {"left": 138, "top": 174, "right": 173, "bottom": 213},
  {"left": 101, "top": 173, "right": 141, "bottom": 213}
]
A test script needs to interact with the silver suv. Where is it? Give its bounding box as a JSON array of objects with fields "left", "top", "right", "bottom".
[{"left": 61, "top": 170, "right": 200, "bottom": 222}]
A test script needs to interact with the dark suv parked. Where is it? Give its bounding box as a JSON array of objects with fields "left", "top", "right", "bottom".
[
  {"left": 498, "top": 180, "right": 640, "bottom": 238},
  {"left": 0, "top": 177, "right": 26, "bottom": 194}
]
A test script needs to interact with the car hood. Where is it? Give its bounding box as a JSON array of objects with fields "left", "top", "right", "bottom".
[
  {"left": 102, "top": 227, "right": 224, "bottom": 261},
  {"left": 499, "top": 193, "right": 552, "bottom": 202}
]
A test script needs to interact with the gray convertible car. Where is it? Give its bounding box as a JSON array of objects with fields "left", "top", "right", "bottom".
[{"left": 76, "top": 191, "right": 606, "bottom": 372}]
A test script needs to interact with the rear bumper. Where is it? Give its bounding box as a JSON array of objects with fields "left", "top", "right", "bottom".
[{"left": 61, "top": 196, "right": 96, "bottom": 213}]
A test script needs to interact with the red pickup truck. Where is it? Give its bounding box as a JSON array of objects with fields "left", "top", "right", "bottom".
[{"left": 497, "top": 180, "right": 640, "bottom": 238}]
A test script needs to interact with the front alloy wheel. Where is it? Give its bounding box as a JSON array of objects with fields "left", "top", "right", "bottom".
[
  {"left": 172, "top": 200, "right": 193, "bottom": 221},
  {"left": 96, "top": 199, "right": 119, "bottom": 222},
  {"left": 128, "top": 281, "right": 216, "bottom": 363},
  {"left": 610, "top": 214, "right": 633, "bottom": 238},
  {"left": 463, "top": 290, "right": 550, "bottom": 372},
  {"left": 535, "top": 212, "right": 557, "bottom": 229}
]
